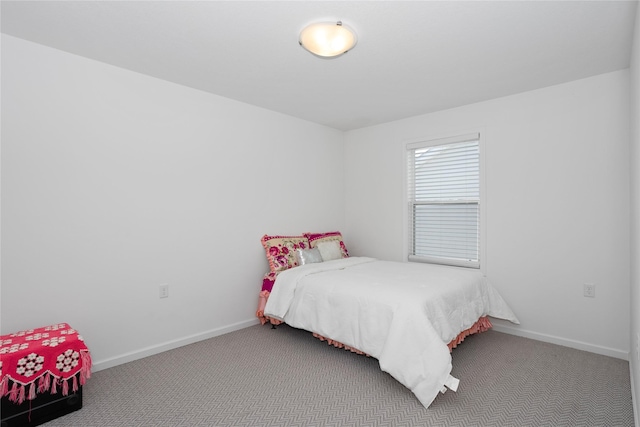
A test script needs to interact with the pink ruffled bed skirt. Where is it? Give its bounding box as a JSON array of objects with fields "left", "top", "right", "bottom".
[
  {"left": 256, "top": 290, "right": 493, "bottom": 354},
  {"left": 256, "top": 290, "right": 282, "bottom": 326},
  {"left": 447, "top": 316, "right": 493, "bottom": 351}
]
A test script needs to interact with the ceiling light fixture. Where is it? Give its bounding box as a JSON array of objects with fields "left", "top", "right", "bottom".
[{"left": 299, "top": 21, "right": 357, "bottom": 58}]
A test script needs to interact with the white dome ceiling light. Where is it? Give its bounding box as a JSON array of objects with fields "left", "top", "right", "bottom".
[{"left": 299, "top": 21, "right": 357, "bottom": 58}]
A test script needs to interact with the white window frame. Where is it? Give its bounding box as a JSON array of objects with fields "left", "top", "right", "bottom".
[{"left": 403, "top": 131, "right": 485, "bottom": 270}]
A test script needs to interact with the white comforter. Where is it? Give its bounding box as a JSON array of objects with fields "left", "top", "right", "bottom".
[{"left": 264, "top": 257, "right": 519, "bottom": 408}]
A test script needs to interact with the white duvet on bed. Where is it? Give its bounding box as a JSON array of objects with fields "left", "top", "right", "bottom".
[{"left": 264, "top": 257, "right": 519, "bottom": 409}]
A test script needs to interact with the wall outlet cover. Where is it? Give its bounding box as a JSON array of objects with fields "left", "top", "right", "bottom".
[
  {"left": 159, "top": 284, "right": 169, "bottom": 299},
  {"left": 583, "top": 283, "right": 595, "bottom": 298}
]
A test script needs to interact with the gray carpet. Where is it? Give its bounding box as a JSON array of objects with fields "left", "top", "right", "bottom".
[{"left": 40, "top": 324, "right": 634, "bottom": 426}]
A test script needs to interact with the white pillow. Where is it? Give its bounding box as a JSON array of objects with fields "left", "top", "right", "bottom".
[
  {"left": 317, "top": 240, "right": 342, "bottom": 261},
  {"left": 295, "top": 248, "right": 323, "bottom": 265}
]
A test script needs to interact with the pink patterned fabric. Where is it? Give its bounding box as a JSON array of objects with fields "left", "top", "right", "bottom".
[
  {"left": 261, "top": 235, "right": 310, "bottom": 273},
  {"left": 304, "top": 231, "right": 349, "bottom": 258},
  {"left": 261, "top": 271, "right": 277, "bottom": 293},
  {"left": 257, "top": 271, "right": 282, "bottom": 325},
  {"left": 0, "top": 323, "right": 92, "bottom": 404}
]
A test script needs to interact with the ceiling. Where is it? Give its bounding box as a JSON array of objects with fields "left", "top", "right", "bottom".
[{"left": 2, "top": 1, "right": 638, "bottom": 131}]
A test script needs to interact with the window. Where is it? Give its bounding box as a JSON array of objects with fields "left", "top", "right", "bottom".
[{"left": 406, "top": 133, "right": 480, "bottom": 268}]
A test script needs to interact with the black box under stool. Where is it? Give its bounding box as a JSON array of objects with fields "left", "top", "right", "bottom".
[{"left": 1, "top": 387, "right": 82, "bottom": 427}]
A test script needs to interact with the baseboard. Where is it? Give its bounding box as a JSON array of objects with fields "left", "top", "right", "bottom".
[
  {"left": 631, "top": 360, "right": 640, "bottom": 427},
  {"left": 491, "top": 323, "right": 629, "bottom": 360},
  {"left": 91, "top": 318, "right": 260, "bottom": 372}
]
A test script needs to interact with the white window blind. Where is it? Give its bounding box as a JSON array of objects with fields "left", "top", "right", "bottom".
[{"left": 407, "top": 133, "right": 480, "bottom": 268}]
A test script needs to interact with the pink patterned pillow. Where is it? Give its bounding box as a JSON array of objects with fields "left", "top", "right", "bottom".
[
  {"left": 304, "top": 231, "right": 349, "bottom": 258},
  {"left": 261, "top": 234, "right": 310, "bottom": 273}
]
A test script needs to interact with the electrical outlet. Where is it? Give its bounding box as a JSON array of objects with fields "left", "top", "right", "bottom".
[
  {"left": 583, "top": 283, "right": 595, "bottom": 298},
  {"left": 159, "top": 284, "right": 169, "bottom": 299}
]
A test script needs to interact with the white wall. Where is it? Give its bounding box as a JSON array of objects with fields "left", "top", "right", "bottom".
[
  {"left": 345, "top": 70, "right": 630, "bottom": 359},
  {"left": 2, "top": 28, "right": 634, "bottom": 378},
  {"left": 0, "top": 35, "right": 346, "bottom": 369},
  {"left": 629, "top": 3, "right": 640, "bottom": 424}
]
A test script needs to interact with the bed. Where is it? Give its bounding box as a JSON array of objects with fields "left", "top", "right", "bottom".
[{"left": 256, "top": 232, "right": 519, "bottom": 408}]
